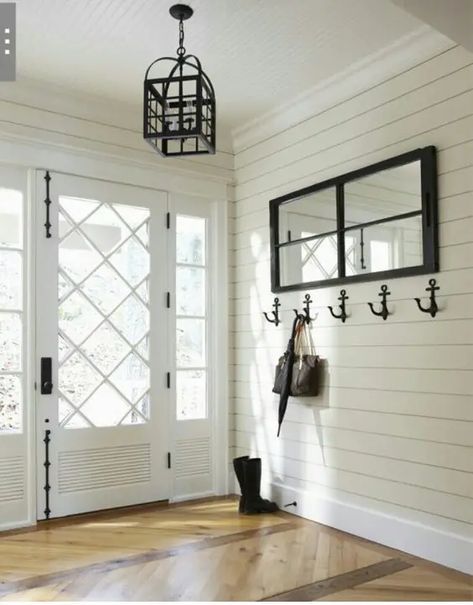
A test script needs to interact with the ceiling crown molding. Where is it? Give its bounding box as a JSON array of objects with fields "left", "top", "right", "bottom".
[{"left": 231, "top": 25, "right": 453, "bottom": 154}]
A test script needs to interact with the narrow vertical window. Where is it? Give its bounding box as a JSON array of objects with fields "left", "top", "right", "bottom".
[
  {"left": 0, "top": 188, "right": 23, "bottom": 432},
  {"left": 175, "top": 215, "right": 207, "bottom": 420}
]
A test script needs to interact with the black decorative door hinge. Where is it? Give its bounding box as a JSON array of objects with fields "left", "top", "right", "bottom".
[
  {"left": 44, "top": 171, "right": 52, "bottom": 239},
  {"left": 167, "top": 452, "right": 171, "bottom": 469},
  {"left": 166, "top": 372, "right": 171, "bottom": 389},
  {"left": 166, "top": 212, "right": 171, "bottom": 229},
  {"left": 43, "top": 429, "right": 51, "bottom": 519},
  {"left": 166, "top": 292, "right": 171, "bottom": 308}
]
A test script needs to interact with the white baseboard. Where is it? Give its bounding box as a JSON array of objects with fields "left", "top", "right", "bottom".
[{"left": 270, "top": 482, "right": 473, "bottom": 575}]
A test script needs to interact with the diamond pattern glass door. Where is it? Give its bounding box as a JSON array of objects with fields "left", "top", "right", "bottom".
[{"left": 57, "top": 197, "right": 150, "bottom": 429}]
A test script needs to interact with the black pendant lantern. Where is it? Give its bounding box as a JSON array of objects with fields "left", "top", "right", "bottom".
[{"left": 143, "top": 4, "right": 216, "bottom": 157}]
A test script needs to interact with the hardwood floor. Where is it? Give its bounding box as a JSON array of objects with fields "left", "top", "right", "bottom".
[{"left": 0, "top": 497, "right": 471, "bottom": 601}]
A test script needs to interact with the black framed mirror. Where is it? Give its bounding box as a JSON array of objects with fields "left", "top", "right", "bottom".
[{"left": 270, "top": 146, "right": 438, "bottom": 292}]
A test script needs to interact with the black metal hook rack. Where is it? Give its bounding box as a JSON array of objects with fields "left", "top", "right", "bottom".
[
  {"left": 415, "top": 278, "right": 440, "bottom": 318},
  {"left": 264, "top": 279, "right": 440, "bottom": 327}
]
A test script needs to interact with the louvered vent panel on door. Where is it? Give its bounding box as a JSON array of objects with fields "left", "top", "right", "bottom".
[
  {"left": 0, "top": 456, "right": 25, "bottom": 503},
  {"left": 58, "top": 444, "right": 151, "bottom": 493},
  {"left": 175, "top": 438, "right": 211, "bottom": 478}
]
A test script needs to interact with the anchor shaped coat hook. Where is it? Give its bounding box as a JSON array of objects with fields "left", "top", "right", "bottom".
[
  {"left": 415, "top": 278, "right": 439, "bottom": 318},
  {"left": 263, "top": 297, "right": 281, "bottom": 326},
  {"left": 328, "top": 289, "right": 349, "bottom": 323},
  {"left": 368, "top": 284, "right": 391, "bottom": 320},
  {"left": 294, "top": 293, "right": 316, "bottom": 324}
]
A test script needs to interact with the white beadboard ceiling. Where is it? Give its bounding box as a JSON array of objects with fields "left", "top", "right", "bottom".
[{"left": 15, "top": 0, "right": 424, "bottom": 135}]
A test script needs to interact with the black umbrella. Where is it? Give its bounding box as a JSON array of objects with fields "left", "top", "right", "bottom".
[{"left": 277, "top": 314, "right": 303, "bottom": 436}]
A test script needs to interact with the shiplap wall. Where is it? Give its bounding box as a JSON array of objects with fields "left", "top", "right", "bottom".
[{"left": 230, "top": 44, "right": 473, "bottom": 571}]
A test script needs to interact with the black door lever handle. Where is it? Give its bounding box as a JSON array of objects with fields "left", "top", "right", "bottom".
[{"left": 41, "top": 358, "right": 53, "bottom": 394}]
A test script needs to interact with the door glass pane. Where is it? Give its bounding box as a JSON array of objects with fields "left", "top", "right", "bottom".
[
  {"left": 0, "top": 188, "right": 23, "bottom": 433},
  {"left": 58, "top": 197, "right": 150, "bottom": 429}
]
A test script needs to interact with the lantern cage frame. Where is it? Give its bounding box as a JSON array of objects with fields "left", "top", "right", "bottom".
[{"left": 143, "top": 5, "right": 216, "bottom": 157}]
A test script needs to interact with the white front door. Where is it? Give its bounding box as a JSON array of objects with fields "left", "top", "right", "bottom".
[{"left": 35, "top": 173, "right": 170, "bottom": 519}]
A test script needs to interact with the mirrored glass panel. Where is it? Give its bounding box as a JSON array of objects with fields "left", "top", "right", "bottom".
[
  {"left": 280, "top": 234, "right": 339, "bottom": 287},
  {"left": 278, "top": 187, "right": 337, "bottom": 244},
  {"left": 345, "top": 215, "right": 423, "bottom": 276},
  {"left": 344, "top": 162, "right": 421, "bottom": 227}
]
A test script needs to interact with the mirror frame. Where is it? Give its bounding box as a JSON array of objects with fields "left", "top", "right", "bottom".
[{"left": 269, "top": 146, "right": 438, "bottom": 293}]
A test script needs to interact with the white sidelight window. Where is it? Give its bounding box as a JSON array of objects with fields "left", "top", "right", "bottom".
[
  {"left": 176, "top": 215, "right": 208, "bottom": 421},
  {"left": 171, "top": 197, "right": 214, "bottom": 501},
  {"left": 0, "top": 187, "right": 23, "bottom": 433}
]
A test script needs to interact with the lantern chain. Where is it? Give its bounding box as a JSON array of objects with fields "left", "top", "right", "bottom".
[{"left": 177, "top": 19, "right": 186, "bottom": 57}]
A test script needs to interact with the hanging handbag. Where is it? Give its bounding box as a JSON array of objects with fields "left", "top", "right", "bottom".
[
  {"left": 273, "top": 318, "right": 320, "bottom": 397},
  {"left": 291, "top": 320, "right": 320, "bottom": 396}
]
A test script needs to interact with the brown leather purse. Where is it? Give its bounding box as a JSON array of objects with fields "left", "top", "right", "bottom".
[{"left": 273, "top": 319, "right": 320, "bottom": 397}]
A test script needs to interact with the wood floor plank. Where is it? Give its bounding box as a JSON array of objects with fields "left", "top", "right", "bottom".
[
  {"left": 263, "top": 558, "right": 412, "bottom": 601},
  {"left": 318, "top": 564, "right": 473, "bottom": 601}
]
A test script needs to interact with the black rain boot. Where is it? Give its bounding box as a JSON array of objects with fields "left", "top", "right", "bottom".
[
  {"left": 243, "top": 458, "right": 279, "bottom": 514},
  {"left": 233, "top": 455, "right": 249, "bottom": 513}
]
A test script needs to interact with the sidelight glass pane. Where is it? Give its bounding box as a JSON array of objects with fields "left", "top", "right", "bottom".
[
  {"left": 0, "top": 313, "right": 21, "bottom": 372},
  {"left": 345, "top": 215, "right": 423, "bottom": 276},
  {"left": 177, "top": 318, "right": 205, "bottom": 367},
  {"left": 176, "top": 266, "right": 205, "bottom": 316},
  {"left": 0, "top": 250, "right": 21, "bottom": 309},
  {"left": 278, "top": 187, "right": 337, "bottom": 244},
  {"left": 0, "top": 375, "right": 22, "bottom": 431},
  {"left": 176, "top": 370, "right": 206, "bottom": 420},
  {"left": 279, "top": 234, "right": 339, "bottom": 287},
  {"left": 0, "top": 189, "right": 22, "bottom": 248},
  {"left": 176, "top": 216, "right": 205, "bottom": 265}
]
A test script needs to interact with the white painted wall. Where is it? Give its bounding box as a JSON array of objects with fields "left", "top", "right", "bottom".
[{"left": 231, "top": 43, "right": 473, "bottom": 574}]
